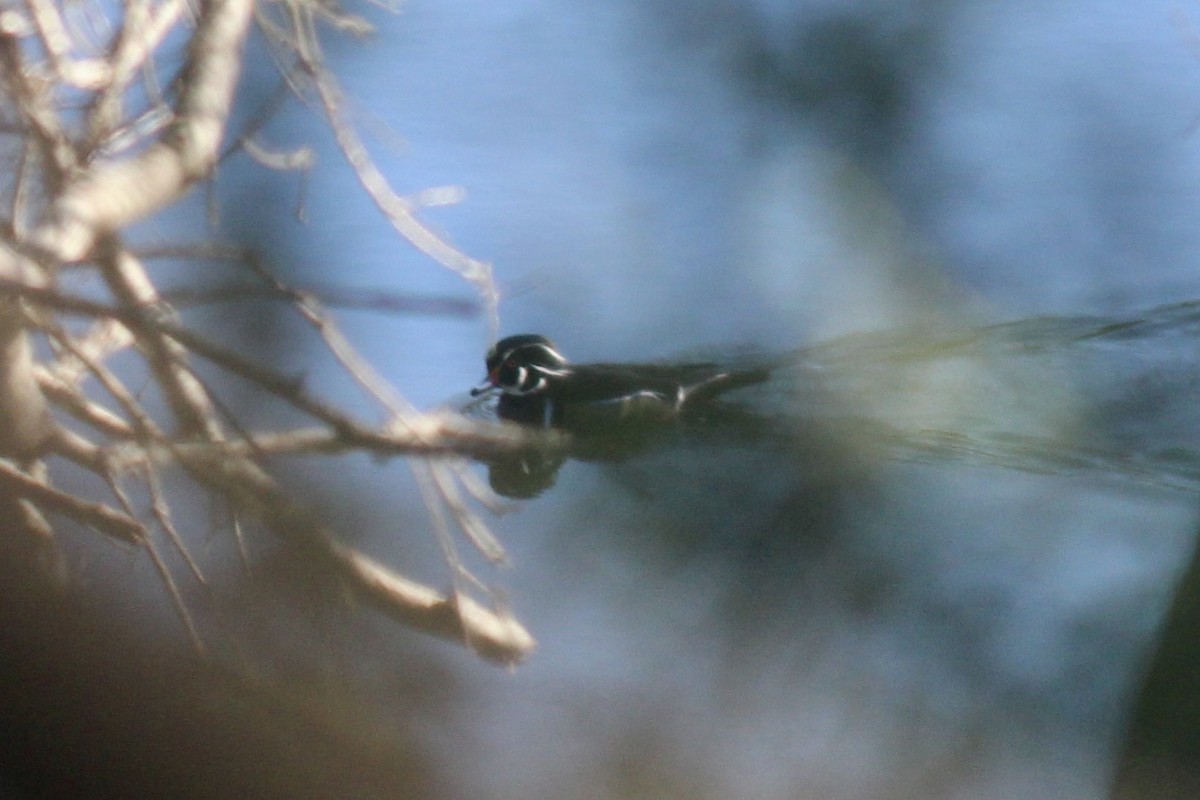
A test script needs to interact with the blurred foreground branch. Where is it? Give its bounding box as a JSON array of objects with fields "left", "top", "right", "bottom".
[{"left": 0, "top": 0, "right": 535, "bottom": 664}]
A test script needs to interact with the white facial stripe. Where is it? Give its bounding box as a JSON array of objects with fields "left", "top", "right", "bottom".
[
  {"left": 529, "top": 364, "right": 572, "bottom": 386},
  {"left": 491, "top": 340, "right": 570, "bottom": 396},
  {"left": 499, "top": 342, "right": 567, "bottom": 366},
  {"left": 500, "top": 366, "right": 551, "bottom": 396}
]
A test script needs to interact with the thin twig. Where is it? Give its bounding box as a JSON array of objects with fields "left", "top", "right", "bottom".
[
  {"left": 36, "top": 367, "right": 135, "bottom": 440},
  {"left": 144, "top": 462, "right": 206, "bottom": 585},
  {"left": 145, "top": 533, "right": 207, "bottom": 654},
  {"left": 429, "top": 460, "right": 507, "bottom": 564},
  {"left": 25, "top": 0, "right": 112, "bottom": 89},
  {"left": 231, "top": 509, "right": 251, "bottom": 573},
  {"left": 292, "top": 18, "right": 499, "bottom": 335},
  {"left": 101, "top": 462, "right": 204, "bottom": 654},
  {"left": 84, "top": 0, "right": 188, "bottom": 150},
  {"left": 11, "top": 141, "right": 34, "bottom": 239},
  {"left": 30, "top": 0, "right": 255, "bottom": 262},
  {"left": 0, "top": 27, "right": 78, "bottom": 187},
  {"left": 2, "top": 277, "right": 561, "bottom": 459},
  {"left": 411, "top": 459, "right": 467, "bottom": 587},
  {"left": 0, "top": 456, "right": 145, "bottom": 543},
  {"left": 96, "top": 242, "right": 223, "bottom": 439},
  {"left": 161, "top": 283, "right": 477, "bottom": 318},
  {"left": 176, "top": 447, "right": 536, "bottom": 663},
  {"left": 45, "top": 317, "right": 134, "bottom": 387},
  {"left": 243, "top": 257, "right": 419, "bottom": 421},
  {"left": 39, "top": 314, "right": 166, "bottom": 439}
]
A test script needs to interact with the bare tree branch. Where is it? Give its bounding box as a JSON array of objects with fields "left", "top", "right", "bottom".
[
  {"left": 0, "top": 456, "right": 145, "bottom": 544},
  {"left": 31, "top": 0, "right": 254, "bottom": 263},
  {"left": 0, "top": 0, "right": 536, "bottom": 667},
  {"left": 174, "top": 447, "right": 535, "bottom": 663}
]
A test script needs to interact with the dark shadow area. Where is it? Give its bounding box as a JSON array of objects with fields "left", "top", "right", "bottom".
[
  {"left": 1113, "top": 529, "right": 1200, "bottom": 800},
  {"left": 0, "top": 502, "right": 445, "bottom": 800}
]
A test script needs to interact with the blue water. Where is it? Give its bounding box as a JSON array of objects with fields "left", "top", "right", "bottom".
[{"left": 123, "top": 1, "right": 1200, "bottom": 797}]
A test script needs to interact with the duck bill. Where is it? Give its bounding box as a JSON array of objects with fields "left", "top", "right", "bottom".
[{"left": 470, "top": 371, "right": 499, "bottom": 396}]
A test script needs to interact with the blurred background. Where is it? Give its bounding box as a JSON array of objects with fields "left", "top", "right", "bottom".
[{"left": 8, "top": 0, "right": 1200, "bottom": 798}]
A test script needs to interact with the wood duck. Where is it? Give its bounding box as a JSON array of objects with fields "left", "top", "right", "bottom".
[{"left": 470, "top": 334, "right": 770, "bottom": 430}]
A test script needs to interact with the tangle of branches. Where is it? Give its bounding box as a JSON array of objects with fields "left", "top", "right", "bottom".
[{"left": 0, "top": 0, "right": 545, "bottom": 664}]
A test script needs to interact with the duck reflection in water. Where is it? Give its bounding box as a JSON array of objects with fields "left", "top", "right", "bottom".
[{"left": 467, "top": 335, "right": 771, "bottom": 497}]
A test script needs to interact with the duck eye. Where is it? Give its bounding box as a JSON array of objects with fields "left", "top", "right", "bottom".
[{"left": 496, "top": 357, "right": 522, "bottom": 388}]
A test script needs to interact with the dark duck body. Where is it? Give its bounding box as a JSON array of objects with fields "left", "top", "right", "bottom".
[{"left": 470, "top": 334, "right": 770, "bottom": 431}]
